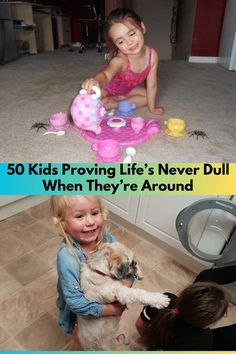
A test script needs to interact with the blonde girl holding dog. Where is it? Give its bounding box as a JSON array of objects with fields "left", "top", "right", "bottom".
[
  {"left": 51, "top": 196, "right": 128, "bottom": 347},
  {"left": 81, "top": 8, "right": 164, "bottom": 115}
]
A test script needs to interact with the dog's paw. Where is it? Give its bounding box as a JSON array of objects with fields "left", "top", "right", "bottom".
[{"left": 153, "top": 293, "right": 170, "bottom": 309}]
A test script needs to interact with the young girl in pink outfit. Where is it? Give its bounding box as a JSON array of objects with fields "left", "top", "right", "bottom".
[{"left": 82, "top": 8, "right": 164, "bottom": 115}]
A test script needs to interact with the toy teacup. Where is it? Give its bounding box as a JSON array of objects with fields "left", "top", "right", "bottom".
[
  {"left": 117, "top": 101, "right": 136, "bottom": 116},
  {"left": 165, "top": 117, "right": 186, "bottom": 137},
  {"left": 92, "top": 139, "right": 122, "bottom": 163},
  {"left": 49, "top": 112, "right": 69, "bottom": 131},
  {"left": 131, "top": 117, "right": 145, "bottom": 134}
]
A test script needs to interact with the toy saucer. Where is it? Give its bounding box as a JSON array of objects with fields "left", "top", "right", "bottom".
[
  {"left": 165, "top": 128, "right": 186, "bottom": 137},
  {"left": 94, "top": 152, "right": 122, "bottom": 163},
  {"left": 107, "top": 117, "right": 127, "bottom": 128},
  {"left": 49, "top": 123, "right": 70, "bottom": 132}
]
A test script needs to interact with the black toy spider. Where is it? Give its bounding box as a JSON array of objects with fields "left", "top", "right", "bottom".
[
  {"left": 188, "top": 130, "right": 208, "bottom": 139},
  {"left": 31, "top": 122, "right": 49, "bottom": 132}
]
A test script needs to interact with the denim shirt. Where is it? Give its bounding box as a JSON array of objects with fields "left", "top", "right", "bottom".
[{"left": 56, "top": 233, "right": 116, "bottom": 333}]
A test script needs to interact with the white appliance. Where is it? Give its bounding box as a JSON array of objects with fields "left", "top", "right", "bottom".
[
  {"left": 176, "top": 198, "right": 236, "bottom": 303},
  {"left": 218, "top": 0, "right": 236, "bottom": 71}
]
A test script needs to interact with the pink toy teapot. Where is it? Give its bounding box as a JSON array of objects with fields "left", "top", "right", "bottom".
[{"left": 70, "top": 86, "right": 105, "bottom": 135}]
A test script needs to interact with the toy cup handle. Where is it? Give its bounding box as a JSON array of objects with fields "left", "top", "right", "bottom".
[
  {"left": 79, "top": 86, "right": 101, "bottom": 99},
  {"left": 91, "top": 85, "right": 101, "bottom": 99},
  {"left": 92, "top": 143, "right": 98, "bottom": 151}
]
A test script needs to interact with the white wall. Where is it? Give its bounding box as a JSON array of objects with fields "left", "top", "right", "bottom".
[{"left": 218, "top": 0, "right": 236, "bottom": 70}]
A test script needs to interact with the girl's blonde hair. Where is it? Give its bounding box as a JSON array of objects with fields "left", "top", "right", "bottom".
[{"left": 50, "top": 195, "right": 108, "bottom": 253}]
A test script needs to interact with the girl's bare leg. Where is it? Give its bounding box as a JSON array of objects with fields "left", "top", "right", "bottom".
[{"left": 102, "top": 87, "right": 147, "bottom": 110}]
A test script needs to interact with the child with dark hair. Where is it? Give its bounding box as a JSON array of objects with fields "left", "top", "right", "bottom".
[
  {"left": 136, "top": 266, "right": 236, "bottom": 350},
  {"left": 82, "top": 8, "right": 164, "bottom": 115}
]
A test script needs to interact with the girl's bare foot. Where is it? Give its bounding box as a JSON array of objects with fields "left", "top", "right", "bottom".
[
  {"left": 151, "top": 107, "right": 165, "bottom": 115},
  {"left": 102, "top": 97, "right": 119, "bottom": 110}
]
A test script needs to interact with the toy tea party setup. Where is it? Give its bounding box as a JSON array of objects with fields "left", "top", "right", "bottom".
[{"left": 44, "top": 86, "right": 161, "bottom": 162}]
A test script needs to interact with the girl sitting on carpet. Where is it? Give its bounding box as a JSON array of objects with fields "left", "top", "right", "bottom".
[{"left": 81, "top": 8, "right": 164, "bottom": 115}]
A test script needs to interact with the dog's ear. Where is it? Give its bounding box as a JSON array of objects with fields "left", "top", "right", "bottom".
[
  {"left": 108, "top": 247, "right": 129, "bottom": 280},
  {"left": 132, "top": 260, "right": 143, "bottom": 280},
  {"left": 109, "top": 253, "right": 130, "bottom": 280}
]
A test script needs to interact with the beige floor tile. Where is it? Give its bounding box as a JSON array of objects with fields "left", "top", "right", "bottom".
[
  {"left": 119, "top": 303, "right": 143, "bottom": 341},
  {"left": 154, "top": 258, "right": 196, "bottom": 288},
  {"left": 0, "top": 324, "right": 10, "bottom": 345},
  {"left": 132, "top": 240, "right": 170, "bottom": 269},
  {"left": 136, "top": 267, "right": 183, "bottom": 295},
  {"left": 0, "top": 288, "right": 44, "bottom": 336},
  {"left": 5, "top": 211, "right": 36, "bottom": 229},
  {"left": 0, "top": 220, "right": 20, "bottom": 238},
  {"left": 0, "top": 338, "right": 24, "bottom": 350},
  {"left": 46, "top": 302, "right": 59, "bottom": 321},
  {"left": 35, "top": 236, "right": 61, "bottom": 267},
  {"left": 0, "top": 267, "right": 22, "bottom": 301},
  {"left": 43, "top": 216, "right": 59, "bottom": 234},
  {"left": 26, "top": 201, "right": 50, "bottom": 220},
  {"left": 106, "top": 219, "right": 121, "bottom": 235},
  {"left": 0, "top": 234, "right": 31, "bottom": 266},
  {"left": 136, "top": 259, "right": 153, "bottom": 278},
  {"left": 25, "top": 269, "right": 57, "bottom": 313},
  {"left": 14, "top": 220, "right": 56, "bottom": 250},
  {"left": 5, "top": 250, "right": 51, "bottom": 286},
  {"left": 112, "top": 227, "right": 142, "bottom": 249},
  {"left": 15, "top": 312, "right": 70, "bottom": 350},
  {"left": 128, "top": 336, "right": 147, "bottom": 351}
]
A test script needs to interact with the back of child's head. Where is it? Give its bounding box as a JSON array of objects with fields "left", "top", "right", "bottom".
[
  {"left": 50, "top": 196, "right": 107, "bottom": 247},
  {"left": 148, "top": 282, "right": 229, "bottom": 349},
  {"left": 177, "top": 282, "right": 228, "bottom": 327},
  {"left": 104, "top": 8, "right": 143, "bottom": 57}
]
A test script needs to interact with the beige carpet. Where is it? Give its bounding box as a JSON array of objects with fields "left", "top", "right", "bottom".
[{"left": 0, "top": 48, "right": 235, "bottom": 162}]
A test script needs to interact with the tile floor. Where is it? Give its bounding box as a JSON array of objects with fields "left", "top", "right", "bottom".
[{"left": 0, "top": 201, "right": 235, "bottom": 350}]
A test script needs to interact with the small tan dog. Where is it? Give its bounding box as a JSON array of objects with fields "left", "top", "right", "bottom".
[{"left": 77, "top": 242, "right": 170, "bottom": 350}]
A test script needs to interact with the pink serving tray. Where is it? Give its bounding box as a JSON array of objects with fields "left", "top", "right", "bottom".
[{"left": 73, "top": 116, "right": 160, "bottom": 146}]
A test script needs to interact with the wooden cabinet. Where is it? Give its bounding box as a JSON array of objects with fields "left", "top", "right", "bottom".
[
  {"left": 33, "top": 10, "right": 54, "bottom": 52},
  {"left": 9, "top": 2, "right": 55, "bottom": 54},
  {"left": 55, "top": 16, "right": 71, "bottom": 47},
  {"left": 10, "top": 2, "right": 37, "bottom": 54}
]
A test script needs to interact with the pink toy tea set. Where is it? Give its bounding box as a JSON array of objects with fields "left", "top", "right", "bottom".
[{"left": 46, "top": 86, "right": 161, "bottom": 162}]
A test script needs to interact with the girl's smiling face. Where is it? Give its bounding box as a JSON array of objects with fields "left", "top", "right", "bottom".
[
  {"left": 109, "top": 21, "right": 145, "bottom": 55},
  {"left": 63, "top": 196, "right": 104, "bottom": 248}
]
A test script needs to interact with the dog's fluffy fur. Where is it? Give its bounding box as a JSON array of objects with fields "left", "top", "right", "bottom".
[{"left": 77, "top": 242, "right": 169, "bottom": 350}]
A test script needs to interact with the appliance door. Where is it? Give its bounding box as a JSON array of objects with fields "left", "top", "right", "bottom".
[{"left": 176, "top": 198, "right": 236, "bottom": 264}]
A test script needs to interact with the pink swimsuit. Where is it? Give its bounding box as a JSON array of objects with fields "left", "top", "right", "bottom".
[{"left": 104, "top": 47, "right": 152, "bottom": 96}]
